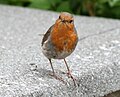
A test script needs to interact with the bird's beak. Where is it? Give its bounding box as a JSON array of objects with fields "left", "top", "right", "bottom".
[{"left": 61, "top": 19, "right": 64, "bottom": 22}]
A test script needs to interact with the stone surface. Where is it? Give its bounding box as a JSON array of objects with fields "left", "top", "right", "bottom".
[{"left": 0, "top": 5, "right": 120, "bottom": 97}]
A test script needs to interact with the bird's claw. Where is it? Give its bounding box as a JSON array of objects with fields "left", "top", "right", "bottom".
[
  {"left": 49, "top": 73, "right": 66, "bottom": 84},
  {"left": 67, "top": 71, "right": 77, "bottom": 86}
]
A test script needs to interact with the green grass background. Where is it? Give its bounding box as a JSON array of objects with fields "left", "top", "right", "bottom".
[{"left": 0, "top": 0, "right": 120, "bottom": 19}]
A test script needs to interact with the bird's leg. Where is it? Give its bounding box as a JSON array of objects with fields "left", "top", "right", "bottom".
[
  {"left": 49, "top": 59, "right": 55, "bottom": 75},
  {"left": 48, "top": 59, "right": 65, "bottom": 83},
  {"left": 64, "top": 59, "right": 77, "bottom": 86}
]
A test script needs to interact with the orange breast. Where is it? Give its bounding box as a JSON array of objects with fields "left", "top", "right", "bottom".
[{"left": 51, "top": 24, "right": 78, "bottom": 52}]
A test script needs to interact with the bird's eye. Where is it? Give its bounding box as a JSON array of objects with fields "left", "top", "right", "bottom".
[
  {"left": 69, "top": 20, "right": 73, "bottom": 23},
  {"left": 59, "top": 16, "right": 61, "bottom": 19}
]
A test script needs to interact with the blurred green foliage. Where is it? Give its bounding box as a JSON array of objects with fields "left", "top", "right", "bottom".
[{"left": 0, "top": 0, "right": 120, "bottom": 19}]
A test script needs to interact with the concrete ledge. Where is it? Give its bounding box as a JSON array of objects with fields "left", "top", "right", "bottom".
[{"left": 0, "top": 5, "right": 120, "bottom": 97}]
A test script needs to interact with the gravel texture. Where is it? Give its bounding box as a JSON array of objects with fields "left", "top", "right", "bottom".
[{"left": 0, "top": 5, "right": 120, "bottom": 97}]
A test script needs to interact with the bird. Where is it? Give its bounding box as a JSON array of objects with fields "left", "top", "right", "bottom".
[{"left": 41, "top": 12, "right": 78, "bottom": 86}]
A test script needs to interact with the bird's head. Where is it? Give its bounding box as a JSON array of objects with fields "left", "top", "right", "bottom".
[{"left": 55, "top": 12, "right": 74, "bottom": 29}]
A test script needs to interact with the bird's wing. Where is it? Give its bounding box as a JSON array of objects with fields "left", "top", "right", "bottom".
[{"left": 41, "top": 25, "right": 54, "bottom": 46}]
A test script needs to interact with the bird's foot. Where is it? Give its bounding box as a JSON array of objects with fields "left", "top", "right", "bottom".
[
  {"left": 67, "top": 71, "right": 77, "bottom": 86},
  {"left": 49, "top": 73, "right": 66, "bottom": 84}
]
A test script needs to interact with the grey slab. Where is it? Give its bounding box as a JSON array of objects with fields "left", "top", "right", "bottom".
[{"left": 0, "top": 5, "right": 120, "bottom": 97}]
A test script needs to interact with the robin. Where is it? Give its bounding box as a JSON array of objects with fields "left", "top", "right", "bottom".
[{"left": 41, "top": 12, "right": 78, "bottom": 86}]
